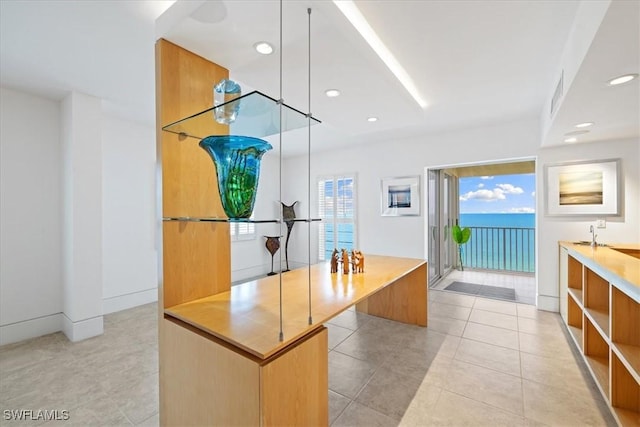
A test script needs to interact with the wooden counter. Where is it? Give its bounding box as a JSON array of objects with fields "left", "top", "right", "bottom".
[
  {"left": 161, "top": 255, "right": 427, "bottom": 426},
  {"left": 560, "top": 242, "right": 639, "bottom": 302},
  {"left": 558, "top": 242, "right": 639, "bottom": 426},
  {"left": 165, "top": 254, "right": 427, "bottom": 359}
]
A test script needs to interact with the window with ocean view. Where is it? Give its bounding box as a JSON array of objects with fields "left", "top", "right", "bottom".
[
  {"left": 318, "top": 175, "right": 356, "bottom": 261},
  {"left": 458, "top": 173, "right": 535, "bottom": 273}
]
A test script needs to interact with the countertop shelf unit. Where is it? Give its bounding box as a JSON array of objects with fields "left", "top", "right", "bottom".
[
  {"left": 162, "top": 90, "right": 321, "bottom": 140},
  {"left": 559, "top": 242, "right": 640, "bottom": 426}
]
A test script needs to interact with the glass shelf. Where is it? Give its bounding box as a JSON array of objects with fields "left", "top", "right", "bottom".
[
  {"left": 162, "top": 91, "right": 321, "bottom": 140},
  {"left": 163, "top": 217, "right": 321, "bottom": 223}
]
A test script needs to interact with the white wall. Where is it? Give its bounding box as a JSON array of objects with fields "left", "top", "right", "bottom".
[
  {"left": 535, "top": 138, "right": 640, "bottom": 310},
  {"left": 0, "top": 87, "right": 63, "bottom": 344},
  {"left": 102, "top": 115, "right": 158, "bottom": 313},
  {"left": 284, "top": 119, "right": 540, "bottom": 265},
  {"left": 283, "top": 119, "right": 640, "bottom": 312},
  {"left": 0, "top": 87, "right": 161, "bottom": 344}
]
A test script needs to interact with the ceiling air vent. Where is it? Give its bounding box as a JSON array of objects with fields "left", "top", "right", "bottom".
[{"left": 550, "top": 71, "right": 563, "bottom": 117}]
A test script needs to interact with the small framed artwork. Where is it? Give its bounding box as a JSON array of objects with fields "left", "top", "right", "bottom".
[
  {"left": 545, "top": 158, "right": 621, "bottom": 216},
  {"left": 381, "top": 175, "right": 420, "bottom": 216}
]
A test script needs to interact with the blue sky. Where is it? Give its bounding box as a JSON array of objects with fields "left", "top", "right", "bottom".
[{"left": 459, "top": 173, "right": 536, "bottom": 213}]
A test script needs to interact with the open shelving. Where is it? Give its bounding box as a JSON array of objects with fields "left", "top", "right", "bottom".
[{"left": 560, "top": 242, "right": 640, "bottom": 426}]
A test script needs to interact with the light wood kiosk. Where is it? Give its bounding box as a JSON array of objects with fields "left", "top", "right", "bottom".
[
  {"left": 156, "top": 39, "right": 428, "bottom": 426},
  {"left": 559, "top": 242, "right": 640, "bottom": 426}
]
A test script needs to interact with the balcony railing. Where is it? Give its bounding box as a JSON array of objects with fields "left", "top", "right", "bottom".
[{"left": 459, "top": 226, "right": 535, "bottom": 273}]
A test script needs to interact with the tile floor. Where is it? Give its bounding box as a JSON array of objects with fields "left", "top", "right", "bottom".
[
  {"left": 0, "top": 290, "right": 616, "bottom": 426},
  {"left": 431, "top": 269, "right": 536, "bottom": 305}
]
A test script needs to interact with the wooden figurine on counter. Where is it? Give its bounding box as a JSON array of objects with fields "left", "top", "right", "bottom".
[
  {"left": 330, "top": 248, "right": 338, "bottom": 273},
  {"left": 353, "top": 250, "right": 365, "bottom": 273},
  {"left": 342, "top": 248, "right": 350, "bottom": 274}
]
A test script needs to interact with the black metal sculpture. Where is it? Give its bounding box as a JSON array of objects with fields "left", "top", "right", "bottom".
[
  {"left": 264, "top": 236, "right": 281, "bottom": 276},
  {"left": 281, "top": 201, "right": 298, "bottom": 272}
]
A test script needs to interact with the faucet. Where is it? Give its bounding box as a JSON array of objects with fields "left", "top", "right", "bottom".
[{"left": 590, "top": 225, "right": 598, "bottom": 247}]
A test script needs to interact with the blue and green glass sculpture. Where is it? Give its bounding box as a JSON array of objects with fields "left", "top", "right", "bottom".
[{"left": 199, "top": 135, "right": 272, "bottom": 219}]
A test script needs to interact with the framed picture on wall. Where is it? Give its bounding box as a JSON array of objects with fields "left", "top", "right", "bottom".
[
  {"left": 381, "top": 176, "right": 420, "bottom": 216},
  {"left": 544, "top": 158, "right": 621, "bottom": 216}
]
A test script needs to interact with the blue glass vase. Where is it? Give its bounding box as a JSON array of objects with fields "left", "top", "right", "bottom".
[{"left": 199, "top": 136, "right": 273, "bottom": 219}]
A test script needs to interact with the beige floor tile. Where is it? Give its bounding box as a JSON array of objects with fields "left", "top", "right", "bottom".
[
  {"left": 329, "top": 390, "right": 351, "bottom": 425},
  {"left": 444, "top": 359, "right": 524, "bottom": 416},
  {"left": 469, "top": 308, "right": 518, "bottom": 331},
  {"left": 462, "top": 322, "right": 519, "bottom": 350},
  {"left": 415, "top": 390, "right": 526, "bottom": 426},
  {"left": 111, "top": 372, "right": 158, "bottom": 425},
  {"left": 332, "top": 401, "right": 398, "bottom": 427},
  {"left": 397, "top": 384, "right": 441, "bottom": 426},
  {"left": 454, "top": 338, "right": 521, "bottom": 377},
  {"left": 42, "top": 396, "right": 133, "bottom": 426},
  {"left": 520, "top": 352, "right": 603, "bottom": 399},
  {"left": 333, "top": 331, "right": 397, "bottom": 366},
  {"left": 522, "top": 379, "right": 614, "bottom": 426},
  {"left": 428, "top": 302, "right": 471, "bottom": 321},
  {"left": 473, "top": 297, "right": 518, "bottom": 316},
  {"left": 327, "top": 323, "right": 355, "bottom": 350},
  {"left": 517, "top": 314, "right": 564, "bottom": 337},
  {"left": 404, "top": 329, "right": 461, "bottom": 358},
  {"left": 426, "top": 315, "right": 467, "bottom": 337},
  {"left": 356, "top": 367, "right": 423, "bottom": 420},
  {"left": 518, "top": 331, "right": 575, "bottom": 360},
  {"left": 326, "top": 309, "right": 372, "bottom": 331},
  {"left": 328, "top": 351, "right": 377, "bottom": 399},
  {"left": 136, "top": 412, "right": 159, "bottom": 427},
  {"left": 430, "top": 291, "right": 476, "bottom": 308}
]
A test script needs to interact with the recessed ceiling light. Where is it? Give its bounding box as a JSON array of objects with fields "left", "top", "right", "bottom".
[
  {"left": 367, "top": 117, "right": 378, "bottom": 122},
  {"left": 574, "top": 122, "right": 594, "bottom": 128},
  {"left": 565, "top": 130, "right": 589, "bottom": 136},
  {"left": 254, "top": 42, "right": 273, "bottom": 55},
  {"left": 608, "top": 74, "right": 638, "bottom": 86},
  {"left": 325, "top": 89, "right": 340, "bottom": 97},
  {"left": 564, "top": 137, "right": 578, "bottom": 143}
]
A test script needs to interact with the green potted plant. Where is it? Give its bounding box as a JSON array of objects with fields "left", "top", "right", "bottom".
[{"left": 452, "top": 225, "right": 471, "bottom": 271}]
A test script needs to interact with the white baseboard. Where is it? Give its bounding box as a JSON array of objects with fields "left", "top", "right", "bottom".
[
  {"left": 62, "top": 314, "right": 103, "bottom": 342},
  {"left": 537, "top": 295, "right": 559, "bottom": 312},
  {"left": 103, "top": 288, "right": 158, "bottom": 315},
  {"left": 0, "top": 313, "right": 63, "bottom": 346}
]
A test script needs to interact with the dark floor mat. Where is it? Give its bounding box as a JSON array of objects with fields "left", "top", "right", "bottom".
[{"left": 444, "top": 281, "right": 516, "bottom": 302}]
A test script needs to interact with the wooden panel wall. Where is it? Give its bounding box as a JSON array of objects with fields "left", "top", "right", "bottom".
[
  {"left": 260, "top": 327, "right": 329, "bottom": 426},
  {"left": 161, "top": 318, "right": 261, "bottom": 426},
  {"left": 356, "top": 263, "right": 428, "bottom": 326},
  {"left": 155, "top": 38, "right": 231, "bottom": 309}
]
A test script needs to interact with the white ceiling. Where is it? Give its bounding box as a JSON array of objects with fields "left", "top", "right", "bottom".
[{"left": 1, "top": 0, "right": 638, "bottom": 154}]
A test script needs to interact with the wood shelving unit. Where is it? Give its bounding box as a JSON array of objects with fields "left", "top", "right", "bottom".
[{"left": 559, "top": 242, "right": 640, "bottom": 426}]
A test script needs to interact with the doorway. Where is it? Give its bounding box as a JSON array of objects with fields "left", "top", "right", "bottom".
[{"left": 426, "top": 159, "right": 537, "bottom": 304}]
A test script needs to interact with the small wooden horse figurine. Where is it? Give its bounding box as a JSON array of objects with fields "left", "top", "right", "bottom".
[
  {"left": 342, "top": 248, "right": 350, "bottom": 274},
  {"left": 330, "top": 248, "right": 339, "bottom": 273}
]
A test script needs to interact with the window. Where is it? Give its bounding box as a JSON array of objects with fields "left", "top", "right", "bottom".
[
  {"left": 318, "top": 175, "right": 356, "bottom": 261},
  {"left": 230, "top": 218, "right": 256, "bottom": 241}
]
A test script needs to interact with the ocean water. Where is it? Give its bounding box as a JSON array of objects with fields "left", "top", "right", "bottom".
[
  {"left": 458, "top": 213, "right": 535, "bottom": 272},
  {"left": 460, "top": 213, "right": 535, "bottom": 228}
]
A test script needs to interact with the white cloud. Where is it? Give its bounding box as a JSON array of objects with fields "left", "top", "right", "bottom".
[
  {"left": 460, "top": 183, "right": 524, "bottom": 202},
  {"left": 496, "top": 183, "right": 523, "bottom": 194},
  {"left": 531, "top": 191, "right": 535, "bottom": 197},
  {"left": 509, "top": 207, "right": 535, "bottom": 213},
  {"left": 460, "top": 188, "right": 505, "bottom": 202},
  {"left": 480, "top": 176, "right": 494, "bottom": 180}
]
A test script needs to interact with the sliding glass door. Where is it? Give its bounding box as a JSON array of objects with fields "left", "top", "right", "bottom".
[{"left": 427, "top": 169, "right": 458, "bottom": 286}]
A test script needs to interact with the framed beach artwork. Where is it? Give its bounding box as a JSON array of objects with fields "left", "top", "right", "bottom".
[
  {"left": 544, "top": 159, "right": 621, "bottom": 216},
  {"left": 381, "top": 176, "right": 420, "bottom": 216}
]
